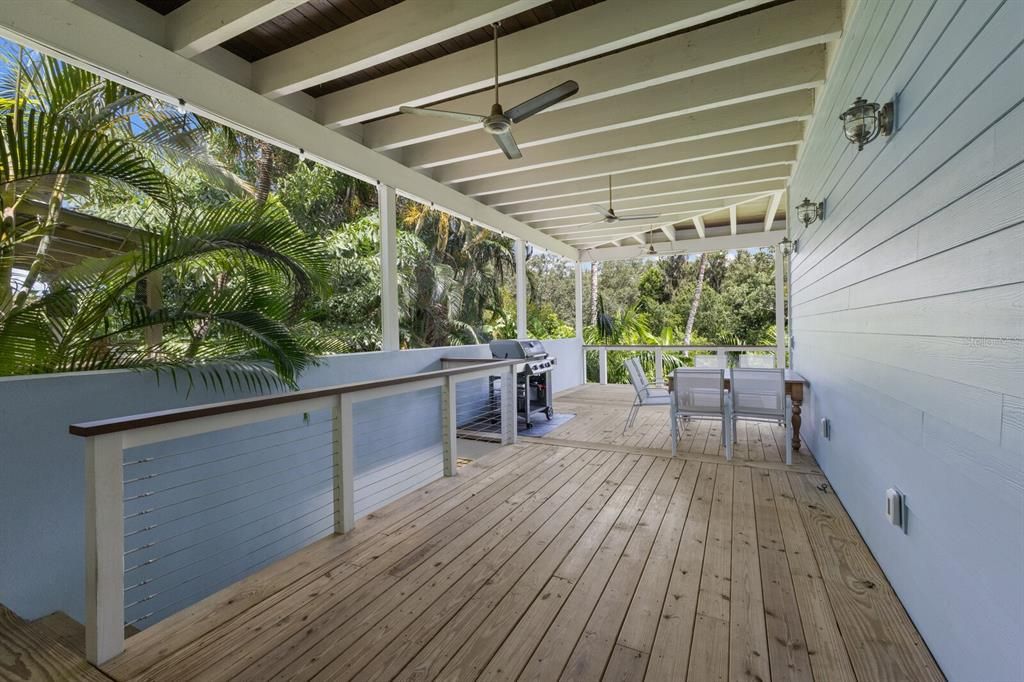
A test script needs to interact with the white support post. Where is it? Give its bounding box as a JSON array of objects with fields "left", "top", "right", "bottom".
[
  {"left": 501, "top": 366, "right": 517, "bottom": 445},
  {"left": 654, "top": 348, "right": 664, "bottom": 385},
  {"left": 442, "top": 376, "right": 457, "bottom": 476},
  {"left": 332, "top": 394, "right": 355, "bottom": 533},
  {"left": 515, "top": 239, "right": 528, "bottom": 339},
  {"left": 574, "top": 261, "right": 584, "bottom": 339},
  {"left": 575, "top": 261, "right": 585, "bottom": 385},
  {"left": 378, "top": 184, "right": 400, "bottom": 351},
  {"left": 599, "top": 348, "right": 608, "bottom": 385},
  {"left": 774, "top": 244, "right": 786, "bottom": 368},
  {"left": 85, "top": 433, "right": 125, "bottom": 665}
]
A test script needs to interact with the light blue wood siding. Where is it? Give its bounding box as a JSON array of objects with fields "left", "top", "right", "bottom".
[{"left": 789, "top": 1, "right": 1023, "bottom": 679}]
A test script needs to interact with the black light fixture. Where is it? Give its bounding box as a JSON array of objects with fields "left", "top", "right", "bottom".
[
  {"left": 779, "top": 236, "right": 794, "bottom": 256},
  {"left": 796, "top": 197, "right": 824, "bottom": 227},
  {"left": 839, "top": 96, "right": 895, "bottom": 150},
  {"left": 176, "top": 98, "right": 187, "bottom": 115}
]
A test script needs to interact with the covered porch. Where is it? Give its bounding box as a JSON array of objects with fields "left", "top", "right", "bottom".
[
  {"left": 0, "top": 0, "right": 1019, "bottom": 680},
  {"left": 93, "top": 385, "right": 939, "bottom": 682}
]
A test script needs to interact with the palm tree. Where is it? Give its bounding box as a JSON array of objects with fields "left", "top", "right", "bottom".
[{"left": 0, "top": 49, "right": 331, "bottom": 390}]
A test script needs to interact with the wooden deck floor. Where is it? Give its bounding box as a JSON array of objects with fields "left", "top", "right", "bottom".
[{"left": 102, "top": 386, "right": 943, "bottom": 681}]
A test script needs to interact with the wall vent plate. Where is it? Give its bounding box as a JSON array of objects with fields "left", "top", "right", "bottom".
[
  {"left": 885, "top": 487, "right": 906, "bottom": 533},
  {"left": 820, "top": 417, "right": 831, "bottom": 440}
]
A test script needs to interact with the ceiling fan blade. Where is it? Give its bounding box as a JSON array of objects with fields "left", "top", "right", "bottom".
[
  {"left": 491, "top": 129, "right": 522, "bottom": 160},
  {"left": 398, "top": 105, "right": 485, "bottom": 124},
  {"left": 505, "top": 80, "right": 579, "bottom": 123},
  {"left": 588, "top": 204, "right": 615, "bottom": 220},
  {"left": 616, "top": 214, "right": 662, "bottom": 221}
]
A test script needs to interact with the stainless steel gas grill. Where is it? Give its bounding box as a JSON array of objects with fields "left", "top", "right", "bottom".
[{"left": 489, "top": 339, "right": 557, "bottom": 428}]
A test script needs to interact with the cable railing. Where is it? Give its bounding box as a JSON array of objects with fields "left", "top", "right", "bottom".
[
  {"left": 583, "top": 344, "right": 779, "bottom": 384},
  {"left": 69, "top": 358, "right": 519, "bottom": 665}
]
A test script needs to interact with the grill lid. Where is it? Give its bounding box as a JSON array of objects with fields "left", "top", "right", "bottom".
[{"left": 489, "top": 339, "right": 548, "bottom": 359}]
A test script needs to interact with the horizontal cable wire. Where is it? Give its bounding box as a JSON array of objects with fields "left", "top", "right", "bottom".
[
  {"left": 123, "top": 478, "right": 334, "bottom": 561},
  {"left": 124, "top": 458, "right": 336, "bottom": 538},
  {"left": 123, "top": 424, "right": 332, "bottom": 484},
  {"left": 124, "top": 498, "right": 334, "bottom": 582},
  {"left": 124, "top": 450, "right": 332, "bottom": 517},
  {"left": 125, "top": 511, "right": 334, "bottom": 626},
  {"left": 122, "top": 416, "right": 331, "bottom": 467},
  {"left": 124, "top": 444, "right": 333, "bottom": 502}
]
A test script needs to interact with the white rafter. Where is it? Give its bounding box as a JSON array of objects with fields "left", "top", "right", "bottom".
[
  {"left": 764, "top": 190, "right": 783, "bottom": 231},
  {"left": 166, "top": 0, "right": 307, "bottom": 58},
  {"left": 730, "top": 205, "right": 738, "bottom": 235},
  {"left": 316, "top": 0, "right": 772, "bottom": 126},
  {"left": 253, "top": 0, "right": 546, "bottom": 98},
  {"left": 363, "top": 0, "right": 840, "bottom": 151},
  {"left": 693, "top": 216, "right": 707, "bottom": 239}
]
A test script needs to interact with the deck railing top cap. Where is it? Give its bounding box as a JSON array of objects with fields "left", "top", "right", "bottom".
[{"left": 68, "top": 358, "right": 520, "bottom": 439}]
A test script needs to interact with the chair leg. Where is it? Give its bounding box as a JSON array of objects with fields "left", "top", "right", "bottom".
[
  {"left": 623, "top": 401, "right": 638, "bottom": 433},
  {"left": 670, "top": 406, "right": 677, "bottom": 457}
]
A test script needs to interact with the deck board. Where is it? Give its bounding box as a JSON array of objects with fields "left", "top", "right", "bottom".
[{"left": 101, "top": 386, "right": 945, "bottom": 682}]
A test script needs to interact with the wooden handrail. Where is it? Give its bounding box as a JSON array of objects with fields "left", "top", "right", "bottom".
[{"left": 68, "top": 359, "right": 520, "bottom": 438}]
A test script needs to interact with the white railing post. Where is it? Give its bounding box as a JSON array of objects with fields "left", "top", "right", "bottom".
[
  {"left": 654, "top": 348, "right": 664, "bottom": 385},
  {"left": 501, "top": 366, "right": 517, "bottom": 445},
  {"left": 378, "top": 184, "right": 400, "bottom": 351},
  {"left": 85, "top": 432, "right": 125, "bottom": 665},
  {"left": 598, "top": 348, "right": 608, "bottom": 385},
  {"left": 442, "top": 375, "right": 457, "bottom": 476},
  {"left": 332, "top": 394, "right": 355, "bottom": 534}
]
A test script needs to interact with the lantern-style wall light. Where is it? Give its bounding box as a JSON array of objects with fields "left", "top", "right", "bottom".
[
  {"left": 796, "top": 197, "right": 824, "bottom": 227},
  {"left": 779, "top": 236, "right": 794, "bottom": 256},
  {"left": 839, "top": 96, "right": 895, "bottom": 150}
]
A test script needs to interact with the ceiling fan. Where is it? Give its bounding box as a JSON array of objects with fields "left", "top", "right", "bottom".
[
  {"left": 586, "top": 176, "right": 662, "bottom": 225},
  {"left": 398, "top": 23, "right": 579, "bottom": 160}
]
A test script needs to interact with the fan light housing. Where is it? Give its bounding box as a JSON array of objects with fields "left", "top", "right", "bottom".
[
  {"left": 839, "top": 97, "right": 895, "bottom": 150},
  {"left": 796, "top": 197, "right": 824, "bottom": 227}
]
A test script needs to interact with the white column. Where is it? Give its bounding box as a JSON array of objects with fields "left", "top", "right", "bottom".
[
  {"left": 575, "top": 261, "right": 585, "bottom": 385},
  {"left": 378, "top": 184, "right": 399, "bottom": 351},
  {"left": 515, "top": 239, "right": 527, "bottom": 339},
  {"left": 574, "top": 261, "right": 583, "bottom": 339},
  {"left": 774, "top": 245, "right": 785, "bottom": 368},
  {"left": 85, "top": 433, "right": 125, "bottom": 665},
  {"left": 442, "top": 376, "right": 457, "bottom": 476},
  {"left": 332, "top": 394, "right": 355, "bottom": 533}
]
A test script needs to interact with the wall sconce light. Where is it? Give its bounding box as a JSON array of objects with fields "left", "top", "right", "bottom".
[
  {"left": 796, "top": 197, "right": 824, "bottom": 227},
  {"left": 839, "top": 96, "right": 895, "bottom": 150},
  {"left": 176, "top": 98, "right": 187, "bottom": 115},
  {"left": 779, "top": 236, "right": 794, "bottom": 256}
]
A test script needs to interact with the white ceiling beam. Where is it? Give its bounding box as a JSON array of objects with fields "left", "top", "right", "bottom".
[
  {"left": 661, "top": 225, "right": 677, "bottom": 242},
  {"left": 166, "top": 0, "right": 307, "bottom": 58},
  {"left": 547, "top": 196, "right": 771, "bottom": 237},
  {"left": 508, "top": 169, "right": 792, "bottom": 221},
  {"left": 526, "top": 181, "right": 786, "bottom": 227},
  {"left": 692, "top": 216, "right": 707, "bottom": 239},
  {"left": 364, "top": 0, "right": 840, "bottom": 150},
  {"left": 0, "top": 0, "right": 577, "bottom": 259},
  {"left": 764, "top": 190, "right": 783, "bottom": 231},
  {"left": 481, "top": 148, "right": 797, "bottom": 207},
  {"left": 582, "top": 226, "right": 785, "bottom": 261},
  {"left": 315, "top": 0, "right": 772, "bottom": 126},
  {"left": 456, "top": 122, "right": 805, "bottom": 197},
  {"left": 414, "top": 48, "right": 825, "bottom": 178},
  {"left": 414, "top": 91, "right": 812, "bottom": 181},
  {"left": 567, "top": 193, "right": 774, "bottom": 244},
  {"left": 253, "top": 0, "right": 545, "bottom": 98},
  {"left": 730, "top": 205, "right": 738, "bottom": 235}
]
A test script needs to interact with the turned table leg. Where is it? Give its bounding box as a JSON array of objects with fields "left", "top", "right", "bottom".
[{"left": 790, "top": 384, "right": 803, "bottom": 451}]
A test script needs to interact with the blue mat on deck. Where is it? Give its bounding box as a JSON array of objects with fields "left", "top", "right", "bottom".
[{"left": 518, "top": 412, "right": 575, "bottom": 437}]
